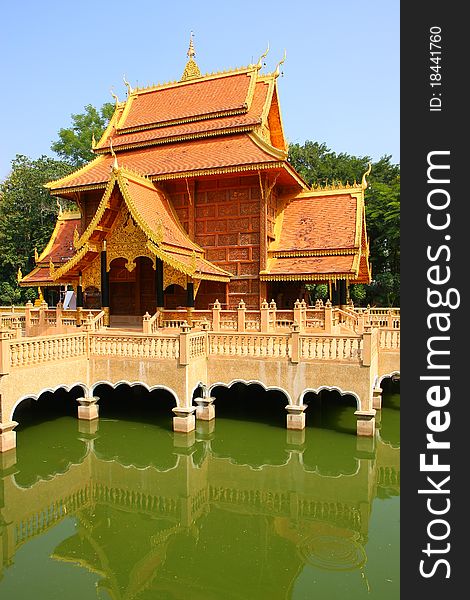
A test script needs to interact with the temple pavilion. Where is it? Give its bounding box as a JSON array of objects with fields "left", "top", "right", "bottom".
[{"left": 19, "top": 38, "right": 371, "bottom": 322}]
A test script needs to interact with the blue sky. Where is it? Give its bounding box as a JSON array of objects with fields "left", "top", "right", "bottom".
[{"left": 0, "top": 0, "right": 399, "bottom": 180}]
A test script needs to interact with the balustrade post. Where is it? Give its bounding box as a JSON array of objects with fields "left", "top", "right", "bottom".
[
  {"left": 237, "top": 299, "right": 246, "bottom": 332},
  {"left": 38, "top": 300, "right": 47, "bottom": 335},
  {"left": 142, "top": 312, "right": 151, "bottom": 334},
  {"left": 179, "top": 322, "right": 191, "bottom": 365},
  {"left": 290, "top": 322, "right": 300, "bottom": 363},
  {"left": 362, "top": 329, "right": 372, "bottom": 366},
  {"left": 212, "top": 299, "right": 221, "bottom": 332},
  {"left": 0, "top": 330, "right": 11, "bottom": 375},
  {"left": 260, "top": 299, "right": 269, "bottom": 332},
  {"left": 56, "top": 301, "right": 63, "bottom": 331},
  {"left": 324, "top": 300, "right": 333, "bottom": 333},
  {"left": 24, "top": 300, "right": 33, "bottom": 335},
  {"left": 269, "top": 299, "right": 276, "bottom": 331},
  {"left": 76, "top": 395, "right": 99, "bottom": 421},
  {"left": 387, "top": 309, "right": 393, "bottom": 329},
  {"left": 357, "top": 314, "right": 365, "bottom": 334}
]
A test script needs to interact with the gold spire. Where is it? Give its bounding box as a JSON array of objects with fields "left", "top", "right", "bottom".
[{"left": 181, "top": 31, "right": 201, "bottom": 81}]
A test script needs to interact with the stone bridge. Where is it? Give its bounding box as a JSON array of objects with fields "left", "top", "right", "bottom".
[{"left": 0, "top": 304, "right": 400, "bottom": 455}]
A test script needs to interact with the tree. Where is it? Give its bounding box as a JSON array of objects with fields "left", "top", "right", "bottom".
[
  {"left": 288, "top": 142, "right": 400, "bottom": 306},
  {"left": 0, "top": 155, "right": 73, "bottom": 293},
  {"left": 51, "top": 102, "right": 115, "bottom": 167}
]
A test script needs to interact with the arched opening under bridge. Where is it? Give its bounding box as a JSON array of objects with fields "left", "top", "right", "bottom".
[
  {"left": 302, "top": 388, "right": 359, "bottom": 435},
  {"left": 92, "top": 382, "right": 177, "bottom": 430},
  {"left": 209, "top": 381, "right": 289, "bottom": 428}
]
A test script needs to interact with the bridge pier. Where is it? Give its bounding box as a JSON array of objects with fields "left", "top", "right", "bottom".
[
  {"left": 354, "top": 410, "right": 376, "bottom": 437},
  {"left": 372, "top": 386, "right": 383, "bottom": 410},
  {"left": 285, "top": 404, "right": 307, "bottom": 430},
  {"left": 77, "top": 395, "right": 99, "bottom": 420},
  {"left": 0, "top": 421, "right": 18, "bottom": 454},
  {"left": 172, "top": 406, "right": 196, "bottom": 433}
]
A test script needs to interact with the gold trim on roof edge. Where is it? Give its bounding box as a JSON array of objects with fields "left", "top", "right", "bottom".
[{"left": 94, "top": 125, "right": 257, "bottom": 154}]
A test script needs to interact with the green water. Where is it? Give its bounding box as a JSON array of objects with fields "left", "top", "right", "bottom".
[{"left": 0, "top": 391, "right": 399, "bottom": 599}]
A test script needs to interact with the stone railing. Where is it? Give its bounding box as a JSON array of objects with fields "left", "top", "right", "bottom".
[
  {"left": 89, "top": 333, "right": 180, "bottom": 359},
  {"left": 299, "top": 334, "right": 363, "bottom": 362},
  {"left": 208, "top": 332, "right": 291, "bottom": 358},
  {"left": 8, "top": 333, "right": 87, "bottom": 368},
  {"left": 379, "top": 328, "right": 400, "bottom": 350},
  {"left": 353, "top": 307, "right": 400, "bottom": 329},
  {"left": 142, "top": 311, "right": 160, "bottom": 334}
]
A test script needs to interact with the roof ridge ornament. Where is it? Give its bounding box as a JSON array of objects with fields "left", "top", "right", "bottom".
[
  {"left": 257, "top": 43, "right": 270, "bottom": 69},
  {"left": 181, "top": 31, "right": 202, "bottom": 81},
  {"left": 110, "top": 140, "right": 119, "bottom": 171},
  {"left": 274, "top": 50, "right": 287, "bottom": 77},
  {"left": 123, "top": 75, "right": 133, "bottom": 96},
  {"left": 110, "top": 88, "right": 120, "bottom": 107},
  {"left": 361, "top": 162, "right": 372, "bottom": 189}
]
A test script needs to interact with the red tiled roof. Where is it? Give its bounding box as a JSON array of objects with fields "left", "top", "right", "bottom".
[
  {"left": 96, "top": 81, "right": 270, "bottom": 151},
  {"left": 20, "top": 266, "right": 54, "bottom": 285},
  {"left": 41, "top": 217, "right": 81, "bottom": 263},
  {"left": 262, "top": 255, "right": 356, "bottom": 278},
  {"left": 48, "top": 134, "right": 282, "bottom": 191},
  {"left": 118, "top": 71, "right": 255, "bottom": 131},
  {"left": 124, "top": 178, "right": 200, "bottom": 253},
  {"left": 276, "top": 193, "right": 359, "bottom": 252}
]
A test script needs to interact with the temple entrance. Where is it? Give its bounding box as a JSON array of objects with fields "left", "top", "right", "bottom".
[{"left": 109, "top": 256, "right": 156, "bottom": 317}]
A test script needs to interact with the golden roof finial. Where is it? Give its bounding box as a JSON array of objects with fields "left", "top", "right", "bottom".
[
  {"left": 257, "top": 43, "right": 270, "bottom": 68},
  {"left": 91, "top": 131, "right": 96, "bottom": 149},
  {"left": 110, "top": 140, "right": 119, "bottom": 171},
  {"left": 181, "top": 31, "right": 202, "bottom": 81},
  {"left": 34, "top": 247, "right": 39, "bottom": 262},
  {"left": 361, "top": 162, "right": 372, "bottom": 189},
  {"left": 187, "top": 31, "right": 196, "bottom": 60},
  {"left": 274, "top": 49, "right": 287, "bottom": 77},
  {"left": 17, "top": 267, "right": 23, "bottom": 283},
  {"left": 123, "top": 74, "right": 133, "bottom": 96},
  {"left": 110, "top": 88, "right": 120, "bottom": 106},
  {"left": 56, "top": 198, "right": 63, "bottom": 216}
]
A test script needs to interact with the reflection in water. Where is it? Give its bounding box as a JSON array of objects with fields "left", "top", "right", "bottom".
[{"left": 0, "top": 392, "right": 399, "bottom": 600}]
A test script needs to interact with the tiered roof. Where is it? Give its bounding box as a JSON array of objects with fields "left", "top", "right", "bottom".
[
  {"left": 46, "top": 54, "right": 305, "bottom": 194},
  {"left": 20, "top": 210, "right": 81, "bottom": 287},
  {"left": 21, "top": 42, "right": 371, "bottom": 289},
  {"left": 260, "top": 184, "right": 371, "bottom": 283}
]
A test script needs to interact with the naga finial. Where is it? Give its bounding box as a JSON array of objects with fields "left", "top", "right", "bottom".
[
  {"left": 110, "top": 139, "right": 119, "bottom": 171},
  {"left": 361, "top": 162, "right": 372, "bottom": 189},
  {"left": 56, "top": 198, "right": 63, "bottom": 216},
  {"left": 257, "top": 43, "right": 270, "bottom": 68},
  {"left": 34, "top": 247, "right": 39, "bottom": 262},
  {"left": 17, "top": 267, "right": 23, "bottom": 283},
  {"left": 110, "top": 88, "right": 120, "bottom": 106},
  {"left": 91, "top": 131, "right": 96, "bottom": 149},
  {"left": 274, "top": 49, "right": 287, "bottom": 77},
  {"left": 123, "top": 74, "right": 133, "bottom": 95}
]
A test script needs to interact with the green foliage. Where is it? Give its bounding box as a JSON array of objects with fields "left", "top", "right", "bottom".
[
  {"left": 288, "top": 142, "right": 400, "bottom": 306},
  {"left": 349, "top": 284, "right": 367, "bottom": 305},
  {"left": 51, "top": 102, "right": 115, "bottom": 167},
  {"left": 305, "top": 283, "right": 328, "bottom": 303},
  {"left": 0, "top": 281, "right": 21, "bottom": 305},
  {"left": 0, "top": 154, "right": 73, "bottom": 299}
]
